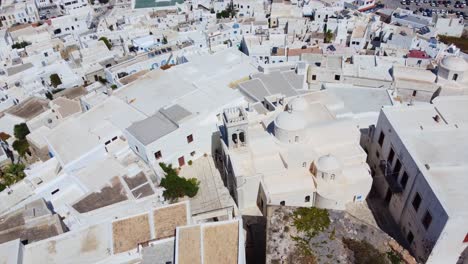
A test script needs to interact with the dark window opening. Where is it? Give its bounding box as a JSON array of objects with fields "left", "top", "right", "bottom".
[
  {"left": 412, "top": 90, "right": 417, "bottom": 96},
  {"left": 232, "top": 133, "right": 238, "bottom": 144},
  {"left": 305, "top": 195, "right": 310, "bottom": 202},
  {"left": 387, "top": 148, "right": 395, "bottom": 164},
  {"left": 393, "top": 159, "right": 402, "bottom": 178},
  {"left": 280, "top": 201, "right": 285, "bottom": 206},
  {"left": 187, "top": 134, "right": 193, "bottom": 143},
  {"left": 51, "top": 189, "right": 60, "bottom": 195},
  {"left": 422, "top": 211, "right": 432, "bottom": 230},
  {"left": 378, "top": 131, "right": 385, "bottom": 146},
  {"left": 407, "top": 231, "right": 414, "bottom": 244},
  {"left": 312, "top": 75, "right": 317, "bottom": 80},
  {"left": 112, "top": 136, "right": 118, "bottom": 141},
  {"left": 400, "top": 172, "right": 409, "bottom": 190},
  {"left": 334, "top": 74, "right": 341, "bottom": 81},
  {"left": 412, "top": 192, "right": 422, "bottom": 212},
  {"left": 239, "top": 132, "right": 245, "bottom": 143},
  {"left": 155, "top": 151, "right": 162, "bottom": 160}
]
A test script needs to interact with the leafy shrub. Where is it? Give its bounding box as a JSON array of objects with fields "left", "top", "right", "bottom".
[{"left": 159, "top": 163, "right": 200, "bottom": 202}]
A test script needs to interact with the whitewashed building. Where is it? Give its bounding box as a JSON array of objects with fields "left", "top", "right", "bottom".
[
  {"left": 363, "top": 96, "right": 468, "bottom": 263},
  {"left": 219, "top": 90, "right": 374, "bottom": 216}
]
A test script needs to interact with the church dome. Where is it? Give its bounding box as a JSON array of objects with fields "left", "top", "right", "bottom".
[
  {"left": 316, "top": 154, "right": 341, "bottom": 174},
  {"left": 288, "top": 97, "right": 309, "bottom": 112},
  {"left": 440, "top": 56, "right": 468, "bottom": 72},
  {"left": 274, "top": 111, "right": 306, "bottom": 131}
]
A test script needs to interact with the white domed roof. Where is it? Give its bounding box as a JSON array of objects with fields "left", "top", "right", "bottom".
[
  {"left": 316, "top": 155, "right": 341, "bottom": 173},
  {"left": 288, "top": 97, "right": 309, "bottom": 112},
  {"left": 440, "top": 56, "right": 468, "bottom": 71},
  {"left": 274, "top": 111, "right": 306, "bottom": 131}
]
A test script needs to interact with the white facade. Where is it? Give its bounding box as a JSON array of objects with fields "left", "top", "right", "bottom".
[
  {"left": 220, "top": 92, "right": 373, "bottom": 216},
  {"left": 434, "top": 15, "right": 464, "bottom": 38},
  {"left": 0, "top": 1, "right": 38, "bottom": 28},
  {"left": 58, "top": 0, "right": 87, "bottom": 13},
  {"left": 363, "top": 96, "right": 468, "bottom": 263}
]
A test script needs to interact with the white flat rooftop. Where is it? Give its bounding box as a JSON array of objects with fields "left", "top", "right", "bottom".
[{"left": 382, "top": 96, "right": 468, "bottom": 216}]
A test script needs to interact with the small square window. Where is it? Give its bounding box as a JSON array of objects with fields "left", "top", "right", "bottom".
[
  {"left": 312, "top": 75, "right": 317, "bottom": 80},
  {"left": 422, "top": 211, "right": 432, "bottom": 230},
  {"left": 400, "top": 172, "right": 409, "bottom": 189},
  {"left": 280, "top": 201, "right": 285, "bottom": 206},
  {"left": 155, "top": 151, "right": 162, "bottom": 160},
  {"left": 412, "top": 192, "right": 422, "bottom": 212},
  {"left": 407, "top": 231, "right": 414, "bottom": 244},
  {"left": 334, "top": 75, "right": 341, "bottom": 81},
  {"left": 187, "top": 134, "right": 193, "bottom": 143},
  {"left": 305, "top": 196, "right": 310, "bottom": 202},
  {"left": 378, "top": 131, "right": 385, "bottom": 146},
  {"left": 387, "top": 148, "right": 395, "bottom": 164}
]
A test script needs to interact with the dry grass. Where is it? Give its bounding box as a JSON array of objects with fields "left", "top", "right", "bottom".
[
  {"left": 177, "top": 226, "right": 201, "bottom": 264},
  {"left": 112, "top": 214, "right": 151, "bottom": 254},
  {"left": 203, "top": 222, "right": 239, "bottom": 264},
  {"left": 153, "top": 204, "right": 187, "bottom": 239}
]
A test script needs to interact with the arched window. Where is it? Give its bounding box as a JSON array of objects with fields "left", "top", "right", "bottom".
[
  {"left": 239, "top": 132, "right": 245, "bottom": 143},
  {"left": 232, "top": 133, "right": 238, "bottom": 144},
  {"left": 305, "top": 196, "right": 310, "bottom": 202},
  {"left": 453, "top": 73, "right": 459, "bottom": 81}
]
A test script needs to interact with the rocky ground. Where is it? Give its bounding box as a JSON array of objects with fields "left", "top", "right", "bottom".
[{"left": 266, "top": 205, "right": 417, "bottom": 264}]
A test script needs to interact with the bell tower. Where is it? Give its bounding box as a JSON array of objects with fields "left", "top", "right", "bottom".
[{"left": 222, "top": 107, "right": 249, "bottom": 149}]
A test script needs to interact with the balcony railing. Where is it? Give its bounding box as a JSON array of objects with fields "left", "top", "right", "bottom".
[{"left": 379, "top": 160, "right": 403, "bottom": 193}]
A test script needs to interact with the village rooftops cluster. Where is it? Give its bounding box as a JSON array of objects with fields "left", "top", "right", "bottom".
[{"left": 0, "top": 0, "right": 467, "bottom": 263}]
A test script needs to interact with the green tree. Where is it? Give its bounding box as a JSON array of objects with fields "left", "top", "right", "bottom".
[
  {"left": 11, "top": 41, "right": 31, "bottom": 49},
  {"left": 12, "top": 139, "right": 30, "bottom": 160},
  {"left": 324, "top": 30, "right": 334, "bottom": 44},
  {"left": 99, "top": 37, "right": 112, "bottom": 50},
  {"left": 159, "top": 163, "right": 200, "bottom": 202},
  {"left": 1, "top": 163, "right": 26, "bottom": 187},
  {"left": 49, "top": 73, "right": 62, "bottom": 88},
  {"left": 216, "top": 3, "right": 237, "bottom": 19},
  {"left": 14, "top": 123, "right": 30, "bottom": 140}
]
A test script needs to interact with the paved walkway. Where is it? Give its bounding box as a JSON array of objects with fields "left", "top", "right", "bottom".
[{"left": 179, "top": 156, "right": 235, "bottom": 215}]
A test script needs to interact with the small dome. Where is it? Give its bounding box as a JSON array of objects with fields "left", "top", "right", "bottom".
[
  {"left": 316, "top": 155, "right": 341, "bottom": 173},
  {"left": 288, "top": 97, "right": 309, "bottom": 112},
  {"left": 274, "top": 111, "right": 306, "bottom": 131},
  {"left": 440, "top": 56, "right": 468, "bottom": 71},
  {"left": 233, "top": 23, "right": 240, "bottom": 29}
]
